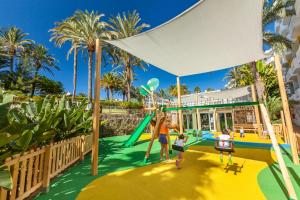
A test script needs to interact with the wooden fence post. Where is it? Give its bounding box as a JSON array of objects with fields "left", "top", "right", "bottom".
[
  {"left": 80, "top": 136, "right": 85, "bottom": 161},
  {"left": 251, "top": 84, "right": 262, "bottom": 136},
  {"left": 42, "top": 145, "right": 52, "bottom": 192},
  {"left": 280, "top": 110, "right": 289, "bottom": 144},
  {"left": 10, "top": 154, "right": 20, "bottom": 199}
]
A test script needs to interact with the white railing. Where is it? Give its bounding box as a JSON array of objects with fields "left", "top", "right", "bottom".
[{"left": 291, "top": 88, "right": 300, "bottom": 101}]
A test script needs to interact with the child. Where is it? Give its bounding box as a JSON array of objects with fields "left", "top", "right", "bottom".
[
  {"left": 217, "top": 129, "right": 233, "bottom": 164},
  {"left": 174, "top": 134, "right": 188, "bottom": 169},
  {"left": 240, "top": 127, "right": 245, "bottom": 138}
]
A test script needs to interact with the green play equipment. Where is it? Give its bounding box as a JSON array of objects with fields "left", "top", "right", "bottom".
[
  {"left": 123, "top": 112, "right": 155, "bottom": 148},
  {"left": 147, "top": 78, "right": 159, "bottom": 91},
  {"left": 123, "top": 78, "right": 160, "bottom": 148},
  {"left": 139, "top": 85, "right": 151, "bottom": 97},
  {"left": 163, "top": 101, "right": 259, "bottom": 111}
]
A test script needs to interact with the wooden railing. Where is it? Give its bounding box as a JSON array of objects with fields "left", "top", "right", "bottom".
[
  {"left": 273, "top": 124, "right": 283, "bottom": 137},
  {"left": 0, "top": 134, "right": 92, "bottom": 200},
  {"left": 296, "top": 134, "right": 300, "bottom": 154}
]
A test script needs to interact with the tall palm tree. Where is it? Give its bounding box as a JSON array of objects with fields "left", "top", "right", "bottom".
[
  {"left": 263, "top": 0, "right": 295, "bottom": 50},
  {"left": 30, "top": 44, "right": 59, "bottom": 96},
  {"left": 0, "top": 27, "right": 33, "bottom": 72},
  {"left": 0, "top": 40, "right": 8, "bottom": 70},
  {"left": 50, "top": 17, "right": 82, "bottom": 102},
  {"left": 108, "top": 10, "right": 150, "bottom": 101},
  {"left": 251, "top": 0, "right": 295, "bottom": 100},
  {"left": 73, "top": 10, "right": 111, "bottom": 104}
]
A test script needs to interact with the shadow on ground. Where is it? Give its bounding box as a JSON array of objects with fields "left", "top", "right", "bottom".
[
  {"left": 257, "top": 147, "right": 300, "bottom": 200},
  {"left": 34, "top": 135, "right": 197, "bottom": 200}
]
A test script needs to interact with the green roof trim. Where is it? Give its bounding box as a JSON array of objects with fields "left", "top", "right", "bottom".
[{"left": 163, "top": 101, "right": 259, "bottom": 111}]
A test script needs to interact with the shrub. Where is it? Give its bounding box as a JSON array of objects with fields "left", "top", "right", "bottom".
[{"left": 0, "top": 95, "right": 93, "bottom": 163}]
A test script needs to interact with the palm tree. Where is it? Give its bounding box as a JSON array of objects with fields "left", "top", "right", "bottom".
[
  {"left": 108, "top": 10, "right": 150, "bottom": 101},
  {"left": 117, "top": 72, "right": 128, "bottom": 101},
  {"left": 251, "top": 0, "right": 295, "bottom": 100},
  {"left": 101, "top": 72, "right": 120, "bottom": 100},
  {"left": 265, "top": 96, "right": 282, "bottom": 122},
  {"left": 206, "top": 88, "right": 215, "bottom": 92},
  {"left": 224, "top": 65, "right": 254, "bottom": 88},
  {"left": 263, "top": 0, "right": 295, "bottom": 50},
  {"left": 168, "top": 84, "right": 189, "bottom": 97},
  {"left": 194, "top": 86, "right": 201, "bottom": 93},
  {"left": 72, "top": 10, "right": 111, "bottom": 104},
  {"left": 50, "top": 17, "right": 82, "bottom": 102},
  {"left": 156, "top": 88, "right": 172, "bottom": 99},
  {"left": 0, "top": 27, "right": 33, "bottom": 72},
  {"left": 225, "top": 61, "right": 280, "bottom": 99},
  {"left": 0, "top": 40, "right": 7, "bottom": 69},
  {"left": 30, "top": 44, "right": 59, "bottom": 96}
]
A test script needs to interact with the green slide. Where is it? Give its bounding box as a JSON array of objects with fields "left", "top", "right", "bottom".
[{"left": 123, "top": 113, "right": 155, "bottom": 147}]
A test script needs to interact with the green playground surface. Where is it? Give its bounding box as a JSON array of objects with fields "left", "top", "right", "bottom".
[{"left": 34, "top": 133, "right": 300, "bottom": 200}]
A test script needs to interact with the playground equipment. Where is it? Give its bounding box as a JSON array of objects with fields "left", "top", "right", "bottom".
[
  {"left": 123, "top": 113, "right": 155, "bottom": 147},
  {"left": 123, "top": 78, "right": 159, "bottom": 148},
  {"left": 91, "top": 1, "right": 299, "bottom": 198}
]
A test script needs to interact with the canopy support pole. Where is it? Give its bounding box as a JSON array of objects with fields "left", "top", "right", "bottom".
[
  {"left": 260, "top": 104, "right": 297, "bottom": 199},
  {"left": 92, "top": 39, "right": 102, "bottom": 176},
  {"left": 195, "top": 94, "right": 201, "bottom": 139},
  {"left": 275, "top": 54, "right": 299, "bottom": 165},
  {"left": 280, "top": 110, "right": 289, "bottom": 144},
  {"left": 251, "top": 84, "right": 262, "bottom": 136},
  {"left": 177, "top": 77, "right": 183, "bottom": 134}
]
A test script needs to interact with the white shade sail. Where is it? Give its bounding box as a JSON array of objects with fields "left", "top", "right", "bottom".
[{"left": 106, "top": 0, "right": 266, "bottom": 76}]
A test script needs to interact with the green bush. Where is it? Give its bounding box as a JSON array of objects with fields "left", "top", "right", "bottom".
[
  {"left": 100, "top": 100, "right": 143, "bottom": 109},
  {"left": 0, "top": 95, "right": 93, "bottom": 163}
]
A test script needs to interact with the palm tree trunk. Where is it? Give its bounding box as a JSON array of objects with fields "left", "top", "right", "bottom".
[
  {"left": 126, "top": 65, "right": 131, "bottom": 101},
  {"left": 109, "top": 88, "right": 113, "bottom": 100},
  {"left": 234, "top": 66, "right": 237, "bottom": 88},
  {"left": 31, "top": 69, "right": 38, "bottom": 97},
  {"left": 106, "top": 88, "right": 109, "bottom": 100},
  {"left": 9, "top": 54, "right": 14, "bottom": 73},
  {"left": 72, "top": 46, "right": 78, "bottom": 103},
  {"left": 88, "top": 50, "right": 93, "bottom": 104},
  {"left": 250, "top": 61, "right": 265, "bottom": 100}
]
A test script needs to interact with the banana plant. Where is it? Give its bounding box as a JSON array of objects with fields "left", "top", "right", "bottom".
[
  {"left": 0, "top": 167, "right": 12, "bottom": 190},
  {"left": 55, "top": 99, "right": 93, "bottom": 140},
  {"left": 0, "top": 95, "right": 95, "bottom": 189}
]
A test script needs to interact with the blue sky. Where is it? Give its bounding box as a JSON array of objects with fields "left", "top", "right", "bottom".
[{"left": 0, "top": 0, "right": 263, "bottom": 97}]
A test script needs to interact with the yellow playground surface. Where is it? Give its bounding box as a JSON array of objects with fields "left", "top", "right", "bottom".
[
  {"left": 78, "top": 145, "right": 275, "bottom": 200},
  {"left": 74, "top": 133, "right": 299, "bottom": 200}
]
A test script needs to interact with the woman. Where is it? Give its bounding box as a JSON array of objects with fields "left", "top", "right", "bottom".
[{"left": 158, "top": 113, "right": 179, "bottom": 161}]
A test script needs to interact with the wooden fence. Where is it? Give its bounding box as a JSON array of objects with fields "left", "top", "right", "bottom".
[
  {"left": 0, "top": 134, "right": 92, "bottom": 200},
  {"left": 272, "top": 123, "right": 290, "bottom": 143},
  {"left": 296, "top": 134, "right": 300, "bottom": 154}
]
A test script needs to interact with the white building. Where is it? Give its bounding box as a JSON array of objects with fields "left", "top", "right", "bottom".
[
  {"left": 275, "top": 0, "right": 300, "bottom": 125},
  {"left": 170, "top": 86, "right": 257, "bottom": 132}
]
